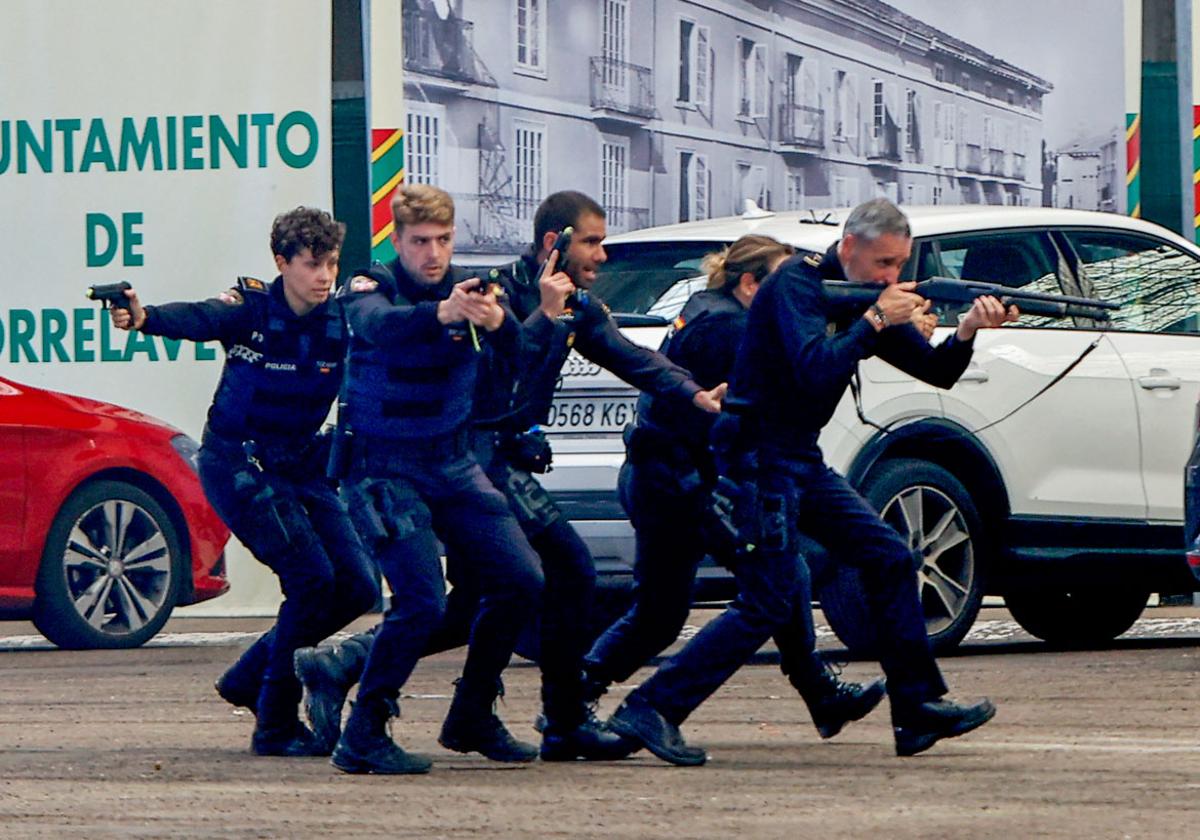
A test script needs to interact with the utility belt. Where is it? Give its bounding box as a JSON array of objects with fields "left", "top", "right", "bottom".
[
  {"left": 201, "top": 426, "right": 314, "bottom": 556},
  {"left": 623, "top": 422, "right": 709, "bottom": 495},
  {"left": 491, "top": 427, "right": 553, "bottom": 474},
  {"left": 350, "top": 426, "right": 473, "bottom": 476},
  {"left": 201, "top": 425, "right": 329, "bottom": 479}
]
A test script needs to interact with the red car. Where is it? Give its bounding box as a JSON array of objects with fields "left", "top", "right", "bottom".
[{"left": 0, "top": 375, "right": 229, "bottom": 648}]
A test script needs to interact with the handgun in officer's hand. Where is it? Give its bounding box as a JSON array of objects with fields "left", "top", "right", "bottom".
[
  {"left": 85, "top": 281, "right": 133, "bottom": 311},
  {"left": 544, "top": 226, "right": 589, "bottom": 308}
]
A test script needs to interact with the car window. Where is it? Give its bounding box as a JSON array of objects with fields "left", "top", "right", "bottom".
[
  {"left": 1060, "top": 230, "right": 1200, "bottom": 334},
  {"left": 594, "top": 241, "right": 726, "bottom": 314},
  {"left": 914, "top": 230, "right": 1067, "bottom": 328}
]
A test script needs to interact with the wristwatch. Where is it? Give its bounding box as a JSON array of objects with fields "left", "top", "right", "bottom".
[{"left": 868, "top": 303, "right": 889, "bottom": 329}]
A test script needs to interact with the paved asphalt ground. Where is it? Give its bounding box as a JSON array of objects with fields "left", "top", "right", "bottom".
[{"left": 1, "top": 607, "right": 1199, "bottom": 839}]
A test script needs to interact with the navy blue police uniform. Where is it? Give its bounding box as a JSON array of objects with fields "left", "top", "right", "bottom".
[
  {"left": 141, "top": 276, "right": 379, "bottom": 755},
  {"left": 331, "top": 256, "right": 545, "bottom": 770},
  {"left": 457, "top": 250, "right": 702, "bottom": 758},
  {"left": 294, "top": 250, "right": 700, "bottom": 761},
  {"left": 585, "top": 284, "right": 884, "bottom": 735},
  {"left": 613, "top": 244, "right": 978, "bottom": 760}
]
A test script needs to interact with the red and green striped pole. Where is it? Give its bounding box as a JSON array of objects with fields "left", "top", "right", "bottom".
[
  {"left": 368, "top": 1, "right": 406, "bottom": 261},
  {"left": 1125, "top": 0, "right": 1142, "bottom": 218},
  {"left": 371, "top": 128, "right": 405, "bottom": 261}
]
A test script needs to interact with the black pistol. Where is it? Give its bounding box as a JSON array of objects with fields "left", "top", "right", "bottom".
[
  {"left": 85, "top": 281, "right": 133, "bottom": 311},
  {"left": 544, "top": 226, "right": 589, "bottom": 309}
]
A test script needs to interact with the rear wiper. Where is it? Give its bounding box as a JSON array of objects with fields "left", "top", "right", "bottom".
[{"left": 798, "top": 209, "right": 839, "bottom": 225}]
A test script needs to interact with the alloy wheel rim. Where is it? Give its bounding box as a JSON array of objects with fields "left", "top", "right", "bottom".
[
  {"left": 879, "top": 484, "right": 974, "bottom": 636},
  {"left": 62, "top": 499, "right": 173, "bottom": 636}
]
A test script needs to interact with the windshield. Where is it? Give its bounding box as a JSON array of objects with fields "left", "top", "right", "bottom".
[{"left": 594, "top": 241, "right": 727, "bottom": 314}]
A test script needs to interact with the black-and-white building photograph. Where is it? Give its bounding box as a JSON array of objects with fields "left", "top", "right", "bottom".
[{"left": 400, "top": 0, "right": 1129, "bottom": 259}]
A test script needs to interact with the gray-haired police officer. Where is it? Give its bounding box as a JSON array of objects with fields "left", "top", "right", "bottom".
[{"left": 609, "top": 198, "right": 1014, "bottom": 764}]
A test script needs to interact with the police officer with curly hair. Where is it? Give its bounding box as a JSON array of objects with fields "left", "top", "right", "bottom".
[
  {"left": 110, "top": 207, "right": 379, "bottom": 757},
  {"left": 608, "top": 198, "right": 1015, "bottom": 764}
]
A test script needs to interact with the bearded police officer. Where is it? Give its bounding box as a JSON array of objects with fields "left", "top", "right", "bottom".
[
  {"left": 608, "top": 198, "right": 1015, "bottom": 764},
  {"left": 111, "top": 207, "right": 379, "bottom": 757}
]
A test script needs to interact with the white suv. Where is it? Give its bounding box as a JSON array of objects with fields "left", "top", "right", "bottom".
[{"left": 540, "top": 205, "right": 1200, "bottom": 651}]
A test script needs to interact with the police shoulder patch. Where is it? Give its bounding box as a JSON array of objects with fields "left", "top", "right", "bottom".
[
  {"left": 349, "top": 275, "right": 380, "bottom": 294},
  {"left": 216, "top": 288, "right": 244, "bottom": 306},
  {"left": 237, "top": 276, "right": 268, "bottom": 293}
]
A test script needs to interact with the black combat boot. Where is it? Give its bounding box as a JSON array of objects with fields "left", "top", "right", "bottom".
[
  {"left": 293, "top": 632, "right": 374, "bottom": 754},
  {"left": 539, "top": 678, "right": 636, "bottom": 762},
  {"left": 215, "top": 636, "right": 272, "bottom": 713},
  {"left": 438, "top": 678, "right": 539, "bottom": 763},
  {"left": 251, "top": 683, "right": 328, "bottom": 757},
  {"left": 331, "top": 694, "right": 433, "bottom": 774},
  {"left": 785, "top": 657, "right": 887, "bottom": 740},
  {"left": 892, "top": 696, "right": 996, "bottom": 757}
]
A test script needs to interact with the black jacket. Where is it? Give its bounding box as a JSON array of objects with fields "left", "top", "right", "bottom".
[{"left": 732, "top": 244, "right": 974, "bottom": 456}]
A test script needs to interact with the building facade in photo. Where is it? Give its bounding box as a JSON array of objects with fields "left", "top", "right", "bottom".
[{"left": 400, "top": 0, "right": 1051, "bottom": 259}]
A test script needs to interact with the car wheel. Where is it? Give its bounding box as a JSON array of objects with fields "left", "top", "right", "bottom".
[
  {"left": 1004, "top": 586, "right": 1148, "bottom": 647},
  {"left": 818, "top": 458, "right": 985, "bottom": 655},
  {"left": 33, "top": 480, "right": 183, "bottom": 649}
]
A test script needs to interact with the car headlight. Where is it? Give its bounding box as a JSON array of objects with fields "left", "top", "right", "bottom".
[{"left": 170, "top": 433, "right": 202, "bottom": 474}]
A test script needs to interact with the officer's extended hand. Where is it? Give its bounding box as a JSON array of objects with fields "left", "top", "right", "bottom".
[
  {"left": 111, "top": 288, "right": 146, "bottom": 331},
  {"left": 956, "top": 295, "right": 1019, "bottom": 340},
  {"left": 911, "top": 299, "right": 938, "bottom": 340},
  {"left": 438, "top": 278, "right": 478, "bottom": 325},
  {"left": 872, "top": 281, "right": 923, "bottom": 329},
  {"left": 693, "top": 382, "right": 727, "bottom": 414},
  {"left": 538, "top": 249, "right": 574, "bottom": 320},
  {"left": 459, "top": 280, "right": 506, "bottom": 332}
]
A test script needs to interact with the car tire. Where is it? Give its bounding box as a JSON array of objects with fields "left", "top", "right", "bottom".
[
  {"left": 33, "top": 480, "right": 183, "bottom": 649},
  {"left": 1003, "top": 586, "right": 1148, "bottom": 647},
  {"left": 818, "top": 458, "right": 985, "bottom": 655}
]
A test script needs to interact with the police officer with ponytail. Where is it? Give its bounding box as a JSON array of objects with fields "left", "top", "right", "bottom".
[
  {"left": 110, "top": 207, "right": 379, "bottom": 758},
  {"left": 585, "top": 234, "right": 885, "bottom": 743}
]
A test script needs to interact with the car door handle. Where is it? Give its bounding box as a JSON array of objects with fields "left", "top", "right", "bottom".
[
  {"left": 959, "top": 368, "right": 989, "bottom": 383},
  {"left": 1138, "top": 368, "right": 1181, "bottom": 391}
]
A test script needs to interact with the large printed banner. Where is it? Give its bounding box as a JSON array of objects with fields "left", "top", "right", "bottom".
[{"left": 0, "top": 0, "right": 333, "bottom": 438}]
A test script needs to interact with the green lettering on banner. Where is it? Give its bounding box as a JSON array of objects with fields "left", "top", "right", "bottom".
[
  {"left": 98, "top": 311, "right": 124, "bottom": 362},
  {"left": 74, "top": 308, "right": 95, "bottom": 362},
  {"left": 10, "top": 310, "right": 37, "bottom": 362},
  {"left": 210, "top": 114, "right": 247, "bottom": 169},
  {"left": 123, "top": 213, "right": 144, "bottom": 266},
  {"left": 80, "top": 118, "right": 115, "bottom": 172},
  {"left": 0, "top": 316, "right": 5, "bottom": 356},
  {"left": 17, "top": 120, "right": 51, "bottom": 174},
  {"left": 182, "top": 115, "right": 204, "bottom": 170},
  {"left": 251, "top": 113, "right": 274, "bottom": 167},
  {"left": 195, "top": 342, "right": 216, "bottom": 361},
  {"left": 277, "top": 111, "right": 318, "bottom": 169},
  {"left": 42, "top": 309, "right": 70, "bottom": 362},
  {"left": 54, "top": 119, "right": 81, "bottom": 173},
  {"left": 162, "top": 337, "right": 183, "bottom": 361},
  {"left": 86, "top": 214, "right": 118, "bottom": 267},
  {"left": 119, "top": 117, "right": 163, "bottom": 171},
  {"left": 122, "top": 328, "right": 159, "bottom": 361},
  {"left": 166, "top": 116, "right": 177, "bottom": 169}
]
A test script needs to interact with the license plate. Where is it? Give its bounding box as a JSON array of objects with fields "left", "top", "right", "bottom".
[{"left": 545, "top": 395, "right": 637, "bottom": 434}]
